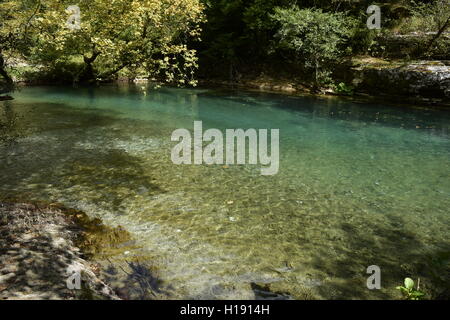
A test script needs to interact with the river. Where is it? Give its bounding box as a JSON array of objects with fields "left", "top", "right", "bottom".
[{"left": 1, "top": 84, "right": 449, "bottom": 299}]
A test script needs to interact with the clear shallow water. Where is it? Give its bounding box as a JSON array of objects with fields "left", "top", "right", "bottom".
[{"left": 1, "top": 84, "right": 449, "bottom": 299}]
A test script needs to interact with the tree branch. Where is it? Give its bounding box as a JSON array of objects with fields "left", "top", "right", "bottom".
[{"left": 424, "top": 16, "right": 450, "bottom": 54}]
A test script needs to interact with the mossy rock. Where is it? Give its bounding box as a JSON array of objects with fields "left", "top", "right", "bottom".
[
  {"left": 0, "top": 197, "right": 134, "bottom": 260},
  {"left": 61, "top": 206, "right": 134, "bottom": 259}
]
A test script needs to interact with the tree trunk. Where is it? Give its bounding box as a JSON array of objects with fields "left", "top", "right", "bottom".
[
  {"left": 314, "top": 57, "right": 319, "bottom": 91},
  {"left": 0, "top": 67, "right": 13, "bottom": 86},
  {"left": 79, "top": 51, "right": 101, "bottom": 83},
  {"left": 0, "top": 53, "right": 14, "bottom": 95},
  {"left": 0, "top": 54, "right": 13, "bottom": 85}
]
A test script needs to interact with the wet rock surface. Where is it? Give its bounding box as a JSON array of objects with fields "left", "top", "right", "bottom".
[{"left": 350, "top": 58, "right": 450, "bottom": 103}]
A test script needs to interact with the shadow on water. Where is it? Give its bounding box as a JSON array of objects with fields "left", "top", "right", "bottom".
[
  {"left": 250, "top": 283, "right": 293, "bottom": 300},
  {"left": 0, "top": 101, "right": 165, "bottom": 213},
  {"left": 306, "top": 212, "right": 450, "bottom": 299},
  {"left": 0, "top": 101, "right": 24, "bottom": 147},
  {"left": 102, "top": 261, "right": 174, "bottom": 300}
]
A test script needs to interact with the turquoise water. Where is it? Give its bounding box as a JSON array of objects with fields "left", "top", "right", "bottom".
[{"left": 1, "top": 84, "right": 449, "bottom": 299}]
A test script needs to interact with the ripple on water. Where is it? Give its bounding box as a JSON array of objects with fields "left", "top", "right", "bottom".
[{"left": 1, "top": 85, "right": 449, "bottom": 299}]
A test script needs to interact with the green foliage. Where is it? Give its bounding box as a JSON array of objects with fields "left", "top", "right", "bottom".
[
  {"left": 334, "top": 82, "right": 354, "bottom": 95},
  {"left": 396, "top": 278, "right": 426, "bottom": 300},
  {"left": 2, "top": 0, "right": 447, "bottom": 89},
  {"left": 1, "top": 0, "right": 204, "bottom": 85},
  {"left": 397, "top": 0, "right": 450, "bottom": 33},
  {"left": 346, "top": 7, "right": 385, "bottom": 56},
  {"left": 271, "top": 7, "right": 357, "bottom": 88},
  {"left": 197, "top": 1, "right": 409, "bottom": 75},
  {"left": 0, "top": 0, "right": 39, "bottom": 90},
  {"left": 0, "top": 0, "right": 36, "bottom": 51}
]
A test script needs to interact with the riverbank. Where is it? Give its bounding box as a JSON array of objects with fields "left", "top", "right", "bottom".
[
  {"left": 198, "top": 56, "right": 450, "bottom": 108},
  {"left": 5, "top": 54, "right": 450, "bottom": 109},
  {"left": 0, "top": 200, "right": 125, "bottom": 300}
]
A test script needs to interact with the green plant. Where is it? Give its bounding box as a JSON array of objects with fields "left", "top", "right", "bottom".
[
  {"left": 334, "top": 82, "right": 354, "bottom": 95},
  {"left": 271, "top": 7, "right": 357, "bottom": 89},
  {"left": 396, "top": 278, "right": 425, "bottom": 300}
]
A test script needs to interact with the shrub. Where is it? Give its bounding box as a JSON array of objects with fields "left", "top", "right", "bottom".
[
  {"left": 271, "top": 7, "right": 357, "bottom": 89},
  {"left": 334, "top": 82, "right": 355, "bottom": 95}
]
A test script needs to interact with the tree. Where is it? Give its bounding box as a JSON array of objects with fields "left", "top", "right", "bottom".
[
  {"left": 271, "top": 7, "right": 356, "bottom": 89},
  {"left": 0, "top": 0, "right": 40, "bottom": 95},
  {"left": 18, "top": 0, "right": 204, "bottom": 85},
  {"left": 406, "top": 0, "right": 450, "bottom": 54}
]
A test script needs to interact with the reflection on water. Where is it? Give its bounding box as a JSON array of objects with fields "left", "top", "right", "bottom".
[{"left": 1, "top": 84, "right": 449, "bottom": 299}]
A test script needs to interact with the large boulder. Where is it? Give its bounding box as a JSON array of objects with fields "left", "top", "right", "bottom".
[{"left": 350, "top": 58, "right": 450, "bottom": 102}]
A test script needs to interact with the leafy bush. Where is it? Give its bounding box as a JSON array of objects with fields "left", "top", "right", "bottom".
[
  {"left": 334, "top": 82, "right": 355, "bottom": 95},
  {"left": 271, "top": 7, "right": 357, "bottom": 89}
]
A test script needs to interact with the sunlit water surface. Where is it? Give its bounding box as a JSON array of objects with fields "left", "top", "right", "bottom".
[{"left": 1, "top": 85, "right": 449, "bottom": 299}]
